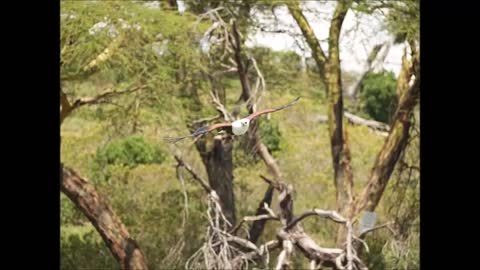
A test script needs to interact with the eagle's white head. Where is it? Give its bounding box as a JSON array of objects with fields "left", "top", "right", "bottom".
[{"left": 231, "top": 118, "right": 250, "bottom": 135}]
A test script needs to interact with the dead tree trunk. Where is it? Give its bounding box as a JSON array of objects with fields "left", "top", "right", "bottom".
[
  {"left": 230, "top": 21, "right": 283, "bottom": 182},
  {"left": 192, "top": 125, "right": 236, "bottom": 227},
  {"left": 248, "top": 185, "right": 274, "bottom": 244},
  {"left": 61, "top": 165, "right": 148, "bottom": 270}
]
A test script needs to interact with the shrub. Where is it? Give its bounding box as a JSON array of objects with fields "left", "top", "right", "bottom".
[
  {"left": 259, "top": 118, "right": 282, "bottom": 154},
  {"left": 360, "top": 71, "right": 397, "bottom": 123},
  {"left": 95, "top": 136, "right": 166, "bottom": 168}
]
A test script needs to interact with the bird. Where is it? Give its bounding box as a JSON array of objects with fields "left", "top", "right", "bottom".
[{"left": 164, "top": 96, "right": 300, "bottom": 143}]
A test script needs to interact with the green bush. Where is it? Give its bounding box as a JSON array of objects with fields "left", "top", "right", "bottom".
[
  {"left": 95, "top": 136, "right": 166, "bottom": 168},
  {"left": 360, "top": 71, "right": 397, "bottom": 123},
  {"left": 259, "top": 119, "right": 282, "bottom": 154}
]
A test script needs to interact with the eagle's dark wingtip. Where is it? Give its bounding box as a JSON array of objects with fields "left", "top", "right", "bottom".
[
  {"left": 163, "top": 136, "right": 184, "bottom": 144},
  {"left": 288, "top": 96, "right": 301, "bottom": 106}
]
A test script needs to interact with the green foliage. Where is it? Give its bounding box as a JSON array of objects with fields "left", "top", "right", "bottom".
[
  {"left": 259, "top": 118, "right": 282, "bottom": 153},
  {"left": 385, "top": 0, "right": 420, "bottom": 44},
  {"left": 60, "top": 1, "right": 419, "bottom": 269},
  {"left": 61, "top": 225, "right": 117, "bottom": 269},
  {"left": 360, "top": 71, "right": 398, "bottom": 123},
  {"left": 61, "top": 193, "right": 88, "bottom": 226},
  {"left": 95, "top": 136, "right": 166, "bottom": 168},
  {"left": 353, "top": 0, "right": 419, "bottom": 44}
]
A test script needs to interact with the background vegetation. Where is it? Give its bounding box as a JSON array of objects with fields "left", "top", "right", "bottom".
[{"left": 61, "top": 1, "right": 419, "bottom": 269}]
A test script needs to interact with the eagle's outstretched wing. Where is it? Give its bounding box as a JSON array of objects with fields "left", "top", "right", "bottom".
[
  {"left": 164, "top": 122, "right": 232, "bottom": 143},
  {"left": 246, "top": 96, "right": 300, "bottom": 121}
]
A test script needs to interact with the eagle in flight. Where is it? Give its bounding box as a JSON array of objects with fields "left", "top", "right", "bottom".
[{"left": 164, "top": 96, "right": 300, "bottom": 143}]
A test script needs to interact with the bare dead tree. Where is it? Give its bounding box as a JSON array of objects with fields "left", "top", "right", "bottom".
[
  {"left": 182, "top": 9, "right": 277, "bottom": 230},
  {"left": 175, "top": 155, "right": 381, "bottom": 269}
]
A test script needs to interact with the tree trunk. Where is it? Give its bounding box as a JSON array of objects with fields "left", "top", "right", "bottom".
[
  {"left": 354, "top": 59, "right": 420, "bottom": 215},
  {"left": 248, "top": 185, "right": 274, "bottom": 243},
  {"left": 325, "top": 0, "right": 354, "bottom": 217},
  {"left": 345, "top": 41, "right": 391, "bottom": 99},
  {"left": 289, "top": 0, "right": 353, "bottom": 217},
  {"left": 61, "top": 165, "right": 148, "bottom": 270},
  {"left": 231, "top": 21, "right": 283, "bottom": 182},
  {"left": 166, "top": 0, "right": 178, "bottom": 9},
  {"left": 193, "top": 130, "right": 236, "bottom": 227},
  {"left": 288, "top": 0, "right": 419, "bottom": 251}
]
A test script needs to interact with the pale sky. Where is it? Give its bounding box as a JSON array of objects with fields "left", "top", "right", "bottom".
[{"left": 178, "top": 1, "right": 404, "bottom": 76}]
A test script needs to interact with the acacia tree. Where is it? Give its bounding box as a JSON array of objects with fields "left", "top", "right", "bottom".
[
  {"left": 287, "top": 0, "right": 355, "bottom": 219},
  {"left": 286, "top": 0, "right": 420, "bottom": 245},
  {"left": 60, "top": 2, "right": 209, "bottom": 268}
]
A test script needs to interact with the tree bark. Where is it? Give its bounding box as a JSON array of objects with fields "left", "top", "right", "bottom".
[
  {"left": 287, "top": 1, "right": 420, "bottom": 247},
  {"left": 61, "top": 165, "right": 148, "bottom": 270},
  {"left": 354, "top": 58, "right": 420, "bottom": 215},
  {"left": 193, "top": 128, "right": 236, "bottom": 227},
  {"left": 325, "top": 0, "right": 354, "bottom": 217},
  {"left": 288, "top": 0, "right": 354, "bottom": 216},
  {"left": 231, "top": 21, "right": 254, "bottom": 113},
  {"left": 248, "top": 185, "right": 274, "bottom": 243}
]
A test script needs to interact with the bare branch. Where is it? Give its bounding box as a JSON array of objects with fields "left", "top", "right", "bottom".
[
  {"left": 260, "top": 175, "right": 283, "bottom": 192},
  {"left": 359, "top": 222, "right": 394, "bottom": 238},
  {"left": 174, "top": 155, "right": 212, "bottom": 194},
  {"left": 191, "top": 115, "right": 222, "bottom": 126},
  {"left": 60, "top": 84, "right": 146, "bottom": 125},
  {"left": 230, "top": 214, "right": 279, "bottom": 235},
  {"left": 346, "top": 221, "right": 354, "bottom": 270},
  {"left": 285, "top": 209, "right": 347, "bottom": 231},
  {"left": 249, "top": 55, "right": 266, "bottom": 98},
  {"left": 73, "top": 85, "right": 146, "bottom": 108},
  {"left": 352, "top": 235, "right": 369, "bottom": 253},
  {"left": 317, "top": 112, "right": 390, "bottom": 137},
  {"left": 209, "top": 91, "right": 234, "bottom": 122},
  {"left": 287, "top": 2, "right": 327, "bottom": 70},
  {"left": 344, "top": 112, "right": 390, "bottom": 131},
  {"left": 232, "top": 240, "right": 281, "bottom": 265},
  {"left": 275, "top": 240, "right": 294, "bottom": 270}
]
